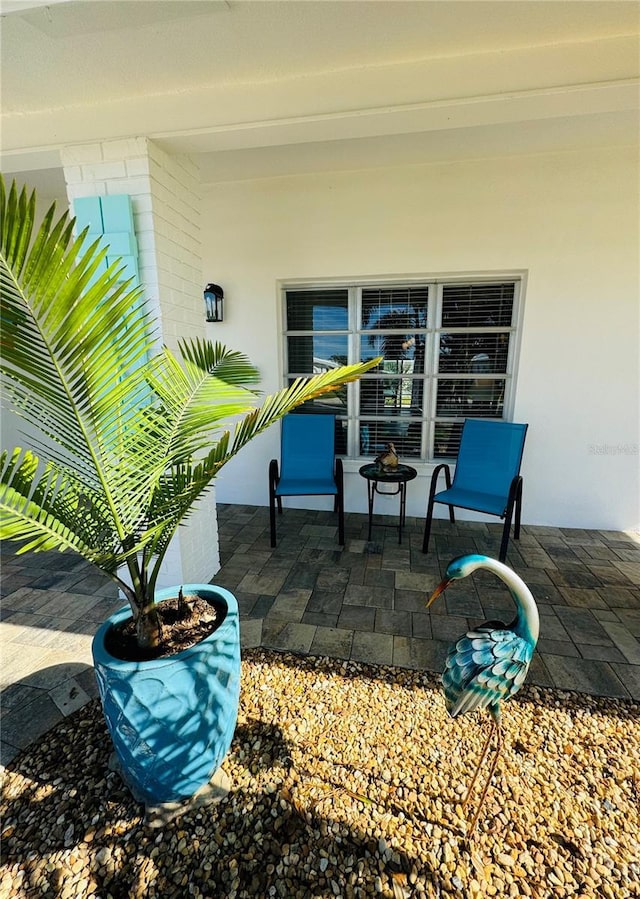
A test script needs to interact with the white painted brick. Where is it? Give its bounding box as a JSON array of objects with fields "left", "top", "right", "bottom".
[
  {"left": 62, "top": 166, "right": 82, "bottom": 185},
  {"left": 177, "top": 186, "right": 198, "bottom": 206},
  {"left": 158, "top": 243, "right": 181, "bottom": 264},
  {"left": 137, "top": 246, "right": 157, "bottom": 270},
  {"left": 154, "top": 181, "right": 176, "bottom": 205},
  {"left": 81, "top": 161, "right": 127, "bottom": 181},
  {"left": 147, "top": 139, "right": 169, "bottom": 166},
  {"left": 175, "top": 154, "right": 198, "bottom": 175},
  {"left": 134, "top": 221, "right": 155, "bottom": 237},
  {"left": 178, "top": 493, "right": 219, "bottom": 584},
  {"left": 172, "top": 154, "right": 198, "bottom": 177},
  {"left": 102, "top": 137, "right": 149, "bottom": 161},
  {"left": 175, "top": 261, "right": 192, "bottom": 280},
  {"left": 65, "top": 183, "right": 104, "bottom": 200},
  {"left": 61, "top": 143, "right": 104, "bottom": 166},
  {"left": 181, "top": 221, "right": 200, "bottom": 242},
  {"left": 136, "top": 231, "right": 157, "bottom": 253},
  {"left": 126, "top": 157, "right": 151, "bottom": 178},
  {"left": 173, "top": 170, "right": 197, "bottom": 193},
  {"left": 132, "top": 195, "right": 153, "bottom": 215},
  {"left": 137, "top": 224, "right": 156, "bottom": 241},
  {"left": 151, "top": 167, "right": 182, "bottom": 197},
  {"left": 139, "top": 270, "right": 160, "bottom": 292},
  {"left": 105, "top": 177, "right": 152, "bottom": 196}
]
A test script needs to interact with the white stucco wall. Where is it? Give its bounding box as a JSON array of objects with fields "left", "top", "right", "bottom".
[{"left": 204, "top": 146, "right": 639, "bottom": 531}]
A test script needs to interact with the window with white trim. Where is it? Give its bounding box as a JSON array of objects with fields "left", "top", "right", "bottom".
[{"left": 283, "top": 279, "right": 522, "bottom": 461}]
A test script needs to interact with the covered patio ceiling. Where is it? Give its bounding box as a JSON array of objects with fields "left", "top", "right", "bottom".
[{"left": 1, "top": 0, "right": 638, "bottom": 193}]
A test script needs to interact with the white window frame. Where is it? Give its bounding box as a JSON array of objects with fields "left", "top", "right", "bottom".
[{"left": 280, "top": 272, "right": 526, "bottom": 464}]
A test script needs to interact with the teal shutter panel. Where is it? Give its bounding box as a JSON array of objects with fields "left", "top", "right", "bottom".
[
  {"left": 73, "top": 196, "right": 103, "bottom": 234},
  {"left": 73, "top": 195, "right": 139, "bottom": 284},
  {"left": 73, "top": 195, "right": 148, "bottom": 376},
  {"left": 100, "top": 195, "right": 135, "bottom": 232},
  {"left": 73, "top": 196, "right": 108, "bottom": 278},
  {"left": 110, "top": 255, "right": 138, "bottom": 282},
  {"left": 100, "top": 232, "right": 136, "bottom": 256}
]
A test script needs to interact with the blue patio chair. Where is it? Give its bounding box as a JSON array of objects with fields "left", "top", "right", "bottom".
[
  {"left": 269, "top": 413, "right": 344, "bottom": 548},
  {"left": 422, "top": 419, "right": 528, "bottom": 562}
]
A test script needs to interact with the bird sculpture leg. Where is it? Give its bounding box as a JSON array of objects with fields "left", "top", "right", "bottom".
[
  {"left": 465, "top": 720, "right": 503, "bottom": 836},
  {"left": 461, "top": 718, "right": 497, "bottom": 809}
]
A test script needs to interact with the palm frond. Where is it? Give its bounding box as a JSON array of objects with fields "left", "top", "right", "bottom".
[
  {"left": 1, "top": 177, "right": 156, "bottom": 549},
  {"left": 225, "top": 363, "right": 376, "bottom": 457},
  {"left": 0, "top": 448, "right": 113, "bottom": 561},
  {"left": 140, "top": 358, "right": 381, "bottom": 583},
  {"left": 178, "top": 339, "right": 261, "bottom": 389},
  {"left": 1, "top": 176, "right": 380, "bottom": 618},
  {"left": 1, "top": 180, "right": 152, "bottom": 447}
]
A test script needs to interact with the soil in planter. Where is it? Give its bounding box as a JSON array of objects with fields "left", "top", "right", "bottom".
[{"left": 104, "top": 593, "right": 227, "bottom": 662}]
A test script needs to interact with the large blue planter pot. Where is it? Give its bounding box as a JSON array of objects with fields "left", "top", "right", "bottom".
[{"left": 92, "top": 584, "right": 241, "bottom": 805}]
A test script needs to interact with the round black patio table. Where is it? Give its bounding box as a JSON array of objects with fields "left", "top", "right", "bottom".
[{"left": 359, "top": 462, "right": 418, "bottom": 544}]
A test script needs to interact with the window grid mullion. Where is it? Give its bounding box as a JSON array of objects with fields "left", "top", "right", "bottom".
[
  {"left": 349, "top": 286, "right": 361, "bottom": 458},
  {"left": 424, "top": 284, "right": 442, "bottom": 461}
]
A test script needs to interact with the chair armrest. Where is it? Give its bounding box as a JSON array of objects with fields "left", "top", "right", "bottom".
[
  {"left": 269, "top": 459, "right": 279, "bottom": 489},
  {"left": 334, "top": 457, "right": 344, "bottom": 491},
  {"left": 423, "top": 462, "right": 453, "bottom": 552},
  {"left": 430, "top": 463, "right": 452, "bottom": 492}
]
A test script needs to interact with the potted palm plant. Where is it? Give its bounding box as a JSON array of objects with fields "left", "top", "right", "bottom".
[{"left": 0, "top": 177, "right": 377, "bottom": 812}]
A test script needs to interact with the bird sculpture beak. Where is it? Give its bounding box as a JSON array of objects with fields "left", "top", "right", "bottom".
[{"left": 426, "top": 578, "right": 452, "bottom": 608}]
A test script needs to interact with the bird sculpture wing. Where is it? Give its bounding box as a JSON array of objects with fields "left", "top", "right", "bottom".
[{"left": 442, "top": 625, "right": 534, "bottom": 721}]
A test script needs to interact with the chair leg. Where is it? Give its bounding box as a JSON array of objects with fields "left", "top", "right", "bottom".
[
  {"left": 269, "top": 459, "right": 279, "bottom": 548},
  {"left": 422, "top": 495, "right": 437, "bottom": 554},
  {"left": 514, "top": 478, "right": 523, "bottom": 540},
  {"left": 499, "top": 515, "right": 512, "bottom": 563},
  {"left": 499, "top": 476, "right": 521, "bottom": 562},
  {"left": 269, "top": 493, "right": 277, "bottom": 548},
  {"left": 335, "top": 459, "right": 345, "bottom": 545},
  {"left": 422, "top": 464, "right": 452, "bottom": 554}
]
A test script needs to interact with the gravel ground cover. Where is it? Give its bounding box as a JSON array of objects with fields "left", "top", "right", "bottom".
[{"left": 1, "top": 649, "right": 639, "bottom": 899}]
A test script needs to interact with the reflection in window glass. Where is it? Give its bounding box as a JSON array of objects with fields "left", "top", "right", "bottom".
[
  {"left": 433, "top": 421, "right": 464, "bottom": 458},
  {"left": 360, "top": 333, "right": 426, "bottom": 365},
  {"left": 286, "top": 289, "right": 348, "bottom": 331},
  {"left": 361, "top": 375, "right": 423, "bottom": 414},
  {"left": 436, "top": 378, "right": 505, "bottom": 418},
  {"left": 361, "top": 287, "right": 428, "bottom": 330},
  {"left": 359, "top": 418, "right": 422, "bottom": 458},
  {"left": 287, "top": 335, "right": 349, "bottom": 373},
  {"left": 439, "top": 333, "right": 510, "bottom": 374},
  {"left": 442, "top": 284, "right": 514, "bottom": 327}
]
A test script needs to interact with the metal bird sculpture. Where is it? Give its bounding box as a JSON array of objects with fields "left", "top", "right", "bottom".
[
  {"left": 427, "top": 554, "right": 539, "bottom": 835},
  {"left": 375, "top": 442, "right": 399, "bottom": 473}
]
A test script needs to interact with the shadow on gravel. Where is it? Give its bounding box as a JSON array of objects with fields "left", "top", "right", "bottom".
[
  {"left": 1, "top": 702, "right": 453, "bottom": 898},
  {"left": 2, "top": 650, "right": 638, "bottom": 898}
]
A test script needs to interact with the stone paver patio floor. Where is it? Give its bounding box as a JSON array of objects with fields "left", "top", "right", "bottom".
[{"left": 1, "top": 504, "right": 639, "bottom": 765}]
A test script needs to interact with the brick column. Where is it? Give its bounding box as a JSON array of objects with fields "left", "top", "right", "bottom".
[{"left": 61, "top": 138, "right": 220, "bottom": 588}]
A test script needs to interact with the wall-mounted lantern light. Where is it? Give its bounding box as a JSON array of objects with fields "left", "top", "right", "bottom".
[{"left": 204, "top": 283, "right": 224, "bottom": 322}]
